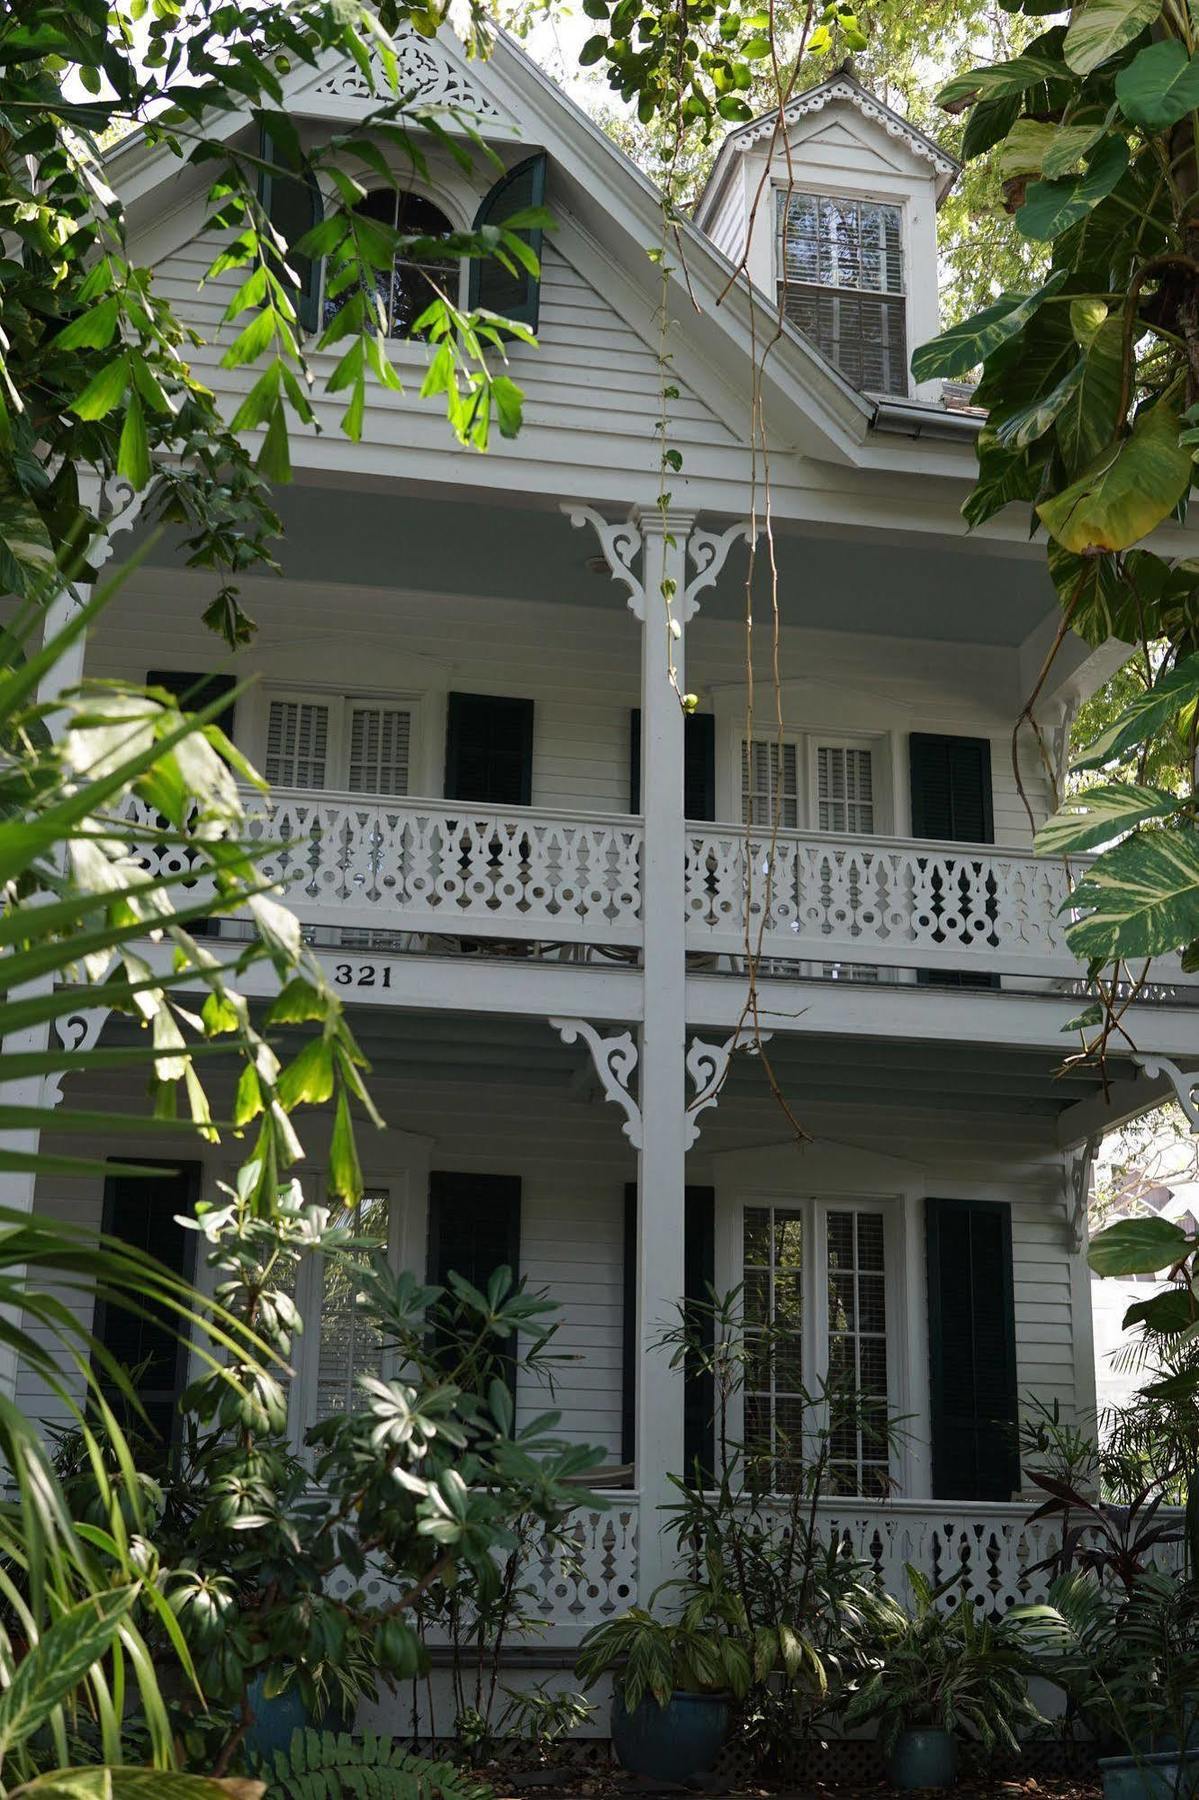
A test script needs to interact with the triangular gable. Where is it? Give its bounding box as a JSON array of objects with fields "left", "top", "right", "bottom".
[
  {"left": 789, "top": 113, "right": 908, "bottom": 176},
  {"left": 725, "top": 75, "right": 959, "bottom": 198},
  {"left": 288, "top": 25, "right": 519, "bottom": 135}
]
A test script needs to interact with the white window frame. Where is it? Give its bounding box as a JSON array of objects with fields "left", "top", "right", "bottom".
[
  {"left": 258, "top": 686, "right": 423, "bottom": 798},
  {"left": 716, "top": 1188, "right": 911, "bottom": 1498},
  {"left": 774, "top": 188, "right": 907, "bottom": 301},
  {"left": 809, "top": 734, "right": 879, "bottom": 837},
  {"left": 737, "top": 732, "right": 889, "bottom": 836},
  {"left": 740, "top": 734, "right": 803, "bottom": 830}
]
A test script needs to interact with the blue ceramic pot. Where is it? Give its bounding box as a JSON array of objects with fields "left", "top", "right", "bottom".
[
  {"left": 889, "top": 1728, "right": 959, "bottom": 1791},
  {"left": 243, "top": 1677, "right": 352, "bottom": 1762},
  {"left": 611, "top": 1690, "right": 730, "bottom": 1781},
  {"left": 1099, "top": 1747, "right": 1199, "bottom": 1799}
]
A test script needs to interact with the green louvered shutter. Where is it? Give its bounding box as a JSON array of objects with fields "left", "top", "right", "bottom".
[
  {"left": 621, "top": 1184, "right": 715, "bottom": 1483},
  {"left": 628, "top": 709, "right": 716, "bottom": 820},
  {"left": 145, "top": 670, "right": 237, "bottom": 739},
  {"left": 95, "top": 1160, "right": 199, "bottom": 1450},
  {"left": 444, "top": 693, "right": 535, "bottom": 806},
  {"left": 427, "top": 1172, "right": 521, "bottom": 1391},
  {"left": 467, "top": 153, "right": 547, "bottom": 330},
  {"left": 925, "top": 1197, "right": 1019, "bottom": 1501},
  {"left": 257, "top": 129, "right": 323, "bottom": 334},
  {"left": 909, "top": 732, "right": 997, "bottom": 989}
]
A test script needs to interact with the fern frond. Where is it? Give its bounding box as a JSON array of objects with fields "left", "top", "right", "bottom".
[{"left": 260, "top": 1728, "right": 491, "bottom": 1800}]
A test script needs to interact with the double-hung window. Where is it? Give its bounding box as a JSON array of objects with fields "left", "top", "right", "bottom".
[
  {"left": 741, "top": 736, "right": 879, "bottom": 836},
  {"left": 777, "top": 191, "right": 907, "bottom": 396},
  {"left": 742, "top": 739, "right": 800, "bottom": 829},
  {"left": 263, "top": 693, "right": 414, "bottom": 796},
  {"left": 740, "top": 1198, "right": 894, "bottom": 1496},
  {"left": 288, "top": 1187, "right": 393, "bottom": 1440}
]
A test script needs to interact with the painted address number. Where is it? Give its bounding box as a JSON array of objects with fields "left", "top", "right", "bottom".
[{"left": 332, "top": 962, "right": 393, "bottom": 988}]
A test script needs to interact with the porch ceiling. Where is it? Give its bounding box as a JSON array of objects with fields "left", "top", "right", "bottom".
[{"left": 128, "top": 482, "right": 1058, "bottom": 648}]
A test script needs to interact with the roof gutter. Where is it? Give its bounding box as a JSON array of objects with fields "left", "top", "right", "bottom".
[{"left": 870, "top": 396, "right": 984, "bottom": 443}]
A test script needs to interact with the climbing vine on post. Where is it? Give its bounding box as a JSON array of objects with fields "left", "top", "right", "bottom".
[{"left": 913, "top": 0, "right": 1199, "bottom": 1052}]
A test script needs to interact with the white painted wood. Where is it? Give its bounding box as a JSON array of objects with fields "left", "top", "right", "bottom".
[{"left": 633, "top": 511, "right": 691, "bottom": 1604}]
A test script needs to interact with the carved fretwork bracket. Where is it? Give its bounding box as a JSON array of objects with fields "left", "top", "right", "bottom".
[
  {"left": 45, "top": 1007, "right": 112, "bottom": 1108},
  {"left": 1133, "top": 1054, "right": 1199, "bottom": 1135},
  {"left": 685, "top": 1028, "right": 772, "bottom": 1148},
  {"left": 551, "top": 1018, "right": 641, "bottom": 1149},
  {"left": 1063, "top": 1134, "right": 1100, "bottom": 1254},
  {"left": 566, "top": 507, "right": 755, "bottom": 624}
]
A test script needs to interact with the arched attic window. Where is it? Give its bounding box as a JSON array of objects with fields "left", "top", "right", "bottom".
[{"left": 324, "top": 190, "right": 459, "bottom": 340}]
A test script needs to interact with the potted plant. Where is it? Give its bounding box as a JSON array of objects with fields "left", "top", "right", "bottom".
[
  {"left": 575, "top": 1577, "right": 752, "bottom": 1782},
  {"left": 1014, "top": 1571, "right": 1199, "bottom": 1799},
  {"left": 842, "top": 1566, "right": 1040, "bottom": 1791}
]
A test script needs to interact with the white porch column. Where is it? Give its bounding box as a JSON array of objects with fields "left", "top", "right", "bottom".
[{"left": 634, "top": 506, "right": 693, "bottom": 1604}]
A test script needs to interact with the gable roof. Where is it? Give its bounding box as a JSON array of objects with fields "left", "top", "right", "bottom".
[
  {"left": 694, "top": 68, "right": 960, "bottom": 230},
  {"left": 114, "top": 24, "right": 981, "bottom": 478}
]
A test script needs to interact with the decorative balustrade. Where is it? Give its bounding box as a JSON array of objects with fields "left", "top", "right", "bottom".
[
  {"left": 684, "top": 825, "right": 1091, "bottom": 980},
  {"left": 122, "top": 791, "right": 1199, "bottom": 987},
  {"left": 124, "top": 791, "right": 644, "bottom": 948}
]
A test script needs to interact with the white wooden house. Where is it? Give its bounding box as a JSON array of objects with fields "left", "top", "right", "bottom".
[{"left": 14, "top": 24, "right": 1199, "bottom": 1711}]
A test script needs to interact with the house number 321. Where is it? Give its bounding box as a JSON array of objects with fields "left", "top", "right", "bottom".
[{"left": 332, "top": 963, "right": 392, "bottom": 988}]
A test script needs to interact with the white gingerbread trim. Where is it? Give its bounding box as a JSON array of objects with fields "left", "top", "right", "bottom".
[
  {"left": 1134, "top": 1055, "right": 1199, "bottom": 1135},
  {"left": 1063, "top": 1134, "right": 1099, "bottom": 1254},
  {"left": 685, "top": 1027, "right": 772, "bottom": 1149},
  {"left": 551, "top": 1017, "right": 641, "bottom": 1149},
  {"left": 567, "top": 507, "right": 646, "bottom": 618},
  {"left": 44, "top": 1006, "right": 111, "bottom": 1108},
  {"left": 307, "top": 26, "right": 504, "bottom": 121},
  {"left": 684, "top": 521, "right": 756, "bottom": 623},
  {"left": 726, "top": 77, "right": 959, "bottom": 190}
]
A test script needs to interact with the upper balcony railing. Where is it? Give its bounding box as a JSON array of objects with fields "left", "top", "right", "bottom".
[{"left": 126, "top": 790, "right": 1198, "bottom": 993}]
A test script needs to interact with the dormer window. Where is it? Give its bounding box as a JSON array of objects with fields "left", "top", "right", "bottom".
[
  {"left": 777, "top": 191, "right": 907, "bottom": 396},
  {"left": 324, "top": 190, "right": 458, "bottom": 340}
]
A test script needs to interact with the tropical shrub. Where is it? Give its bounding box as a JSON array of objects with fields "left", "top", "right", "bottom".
[
  {"left": 842, "top": 1567, "right": 1041, "bottom": 1756},
  {"left": 575, "top": 1554, "right": 753, "bottom": 1710}
]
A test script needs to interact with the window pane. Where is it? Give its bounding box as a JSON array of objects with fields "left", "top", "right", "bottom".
[
  {"left": 266, "top": 699, "right": 329, "bottom": 790},
  {"left": 817, "top": 745, "right": 875, "bottom": 834},
  {"left": 742, "top": 739, "right": 799, "bottom": 828},
  {"left": 315, "top": 1189, "right": 389, "bottom": 1421},
  {"left": 349, "top": 704, "right": 411, "bottom": 796},
  {"left": 824, "top": 1208, "right": 889, "bottom": 1496},
  {"left": 742, "top": 1205, "right": 804, "bottom": 1489}
]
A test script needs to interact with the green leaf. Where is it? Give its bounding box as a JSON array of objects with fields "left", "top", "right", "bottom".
[
  {"left": 52, "top": 296, "right": 121, "bottom": 351},
  {"left": 962, "top": 90, "right": 1022, "bottom": 159},
  {"left": 1035, "top": 782, "right": 1178, "bottom": 855},
  {"left": 1089, "top": 1216, "right": 1191, "bottom": 1276},
  {"left": 116, "top": 393, "right": 151, "bottom": 490},
  {"left": 0, "top": 1586, "right": 136, "bottom": 1754},
  {"left": 911, "top": 271, "right": 1067, "bottom": 382},
  {"left": 998, "top": 118, "right": 1059, "bottom": 177},
  {"left": 991, "top": 357, "right": 1084, "bottom": 450},
  {"left": 1066, "top": 826, "right": 1199, "bottom": 960},
  {"left": 70, "top": 355, "right": 129, "bottom": 421},
  {"left": 1072, "top": 650, "right": 1199, "bottom": 770},
  {"left": 1055, "top": 316, "right": 1123, "bottom": 474},
  {"left": 12, "top": 1771, "right": 254, "bottom": 1797},
  {"left": 1122, "top": 1286, "right": 1197, "bottom": 1333},
  {"left": 1017, "top": 136, "right": 1130, "bottom": 241},
  {"left": 1063, "top": 0, "right": 1162, "bottom": 77},
  {"left": 1043, "top": 117, "right": 1112, "bottom": 179},
  {"left": 1115, "top": 37, "right": 1199, "bottom": 129},
  {"left": 328, "top": 1086, "right": 362, "bottom": 1202},
  {"left": 1038, "top": 403, "right": 1191, "bottom": 554}
]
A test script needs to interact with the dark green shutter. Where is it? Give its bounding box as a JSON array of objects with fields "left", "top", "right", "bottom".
[
  {"left": 925, "top": 1197, "right": 1019, "bottom": 1501},
  {"left": 910, "top": 733, "right": 997, "bottom": 989},
  {"left": 909, "top": 733, "right": 994, "bottom": 844},
  {"left": 467, "top": 153, "right": 547, "bottom": 331},
  {"left": 621, "top": 1184, "right": 715, "bottom": 1483},
  {"left": 427, "top": 1172, "right": 522, "bottom": 1388},
  {"left": 444, "top": 693, "right": 534, "bottom": 806},
  {"left": 145, "top": 670, "right": 237, "bottom": 739},
  {"left": 628, "top": 708, "right": 716, "bottom": 820},
  {"left": 95, "top": 1160, "right": 199, "bottom": 1449},
  {"left": 257, "top": 129, "right": 323, "bottom": 334}
]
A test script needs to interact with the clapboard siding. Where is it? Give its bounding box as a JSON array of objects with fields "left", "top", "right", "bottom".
[
  {"left": 93, "top": 572, "right": 1056, "bottom": 842},
  {"left": 148, "top": 217, "right": 738, "bottom": 463},
  {"left": 19, "top": 1059, "right": 1081, "bottom": 1474}
]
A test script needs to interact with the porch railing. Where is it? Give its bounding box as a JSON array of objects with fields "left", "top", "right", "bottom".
[
  {"left": 123, "top": 791, "right": 1199, "bottom": 989},
  {"left": 686, "top": 824, "right": 1087, "bottom": 981}
]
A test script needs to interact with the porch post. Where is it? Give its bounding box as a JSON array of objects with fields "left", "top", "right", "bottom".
[{"left": 635, "top": 506, "right": 692, "bottom": 1604}]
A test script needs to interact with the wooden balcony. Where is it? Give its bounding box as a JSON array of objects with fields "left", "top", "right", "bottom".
[{"left": 125, "top": 790, "right": 1199, "bottom": 995}]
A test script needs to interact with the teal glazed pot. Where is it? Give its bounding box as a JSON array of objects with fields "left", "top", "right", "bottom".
[
  {"left": 611, "top": 1689, "right": 730, "bottom": 1781},
  {"left": 243, "top": 1677, "right": 352, "bottom": 1761},
  {"left": 889, "top": 1728, "right": 959, "bottom": 1791},
  {"left": 1099, "top": 1747, "right": 1199, "bottom": 1799}
]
